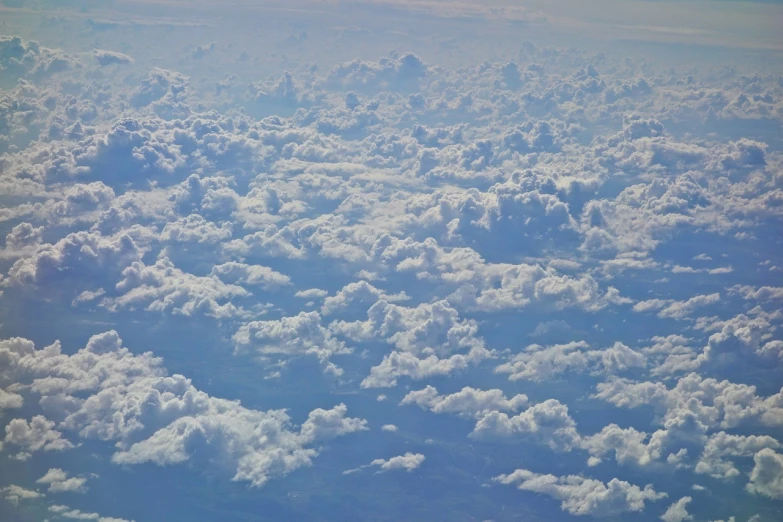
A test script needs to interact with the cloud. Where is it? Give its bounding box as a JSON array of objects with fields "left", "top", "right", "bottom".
[
  {"left": 4, "top": 415, "right": 74, "bottom": 454},
  {"left": 330, "top": 299, "right": 491, "bottom": 388},
  {"left": 660, "top": 496, "right": 693, "bottom": 522},
  {"left": 37, "top": 468, "right": 88, "bottom": 493},
  {"left": 2, "top": 13, "right": 782, "bottom": 521},
  {"left": 594, "top": 373, "right": 783, "bottom": 430},
  {"left": 471, "top": 399, "right": 580, "bottom": 452},
  {"left": 400, "top": 385, "right": 528, "bottom": 418},
  {"left": 1, "top": 331, "right": 366, "bottom": 488},
  {"left": 495, "top": 341, "right": 646, "bottom": 382},
  {"left": 696, "top": 432, "right": 781, "bottom": 480},
  {"left": 345, "top": 452, "right": 426, "bottom": 474},
  {"left": 233, "top": 311, "right": 351, "bottom": 376},
  {"left": 49, "top": 504, "right": 134, "bottom": 522},
  {"left": 1, "top": 484, "right": 43, "bottom": 505},
  {"left": 0, "top": 387, "right": 24, "bottom": 411},
  {"left": 746, "top": 448, "right": 783, "bottom": 499},
  {"left": 321, "top": 280, "right": 409, "bottom": 315},
  {"left": 494, "top": 468, "right": 666, "bottom": 517},
  {"left": 370, "top": 452, "right": 425, "bottom": 473},
  {"left": 93, "top": 49, "right": 134, "bottom": 66},
  {"left": 107, "top": 257, "right": 253, "bottom": 319},
  {"left": 7, "top": 231, "right": 142, "bottom": 289}
]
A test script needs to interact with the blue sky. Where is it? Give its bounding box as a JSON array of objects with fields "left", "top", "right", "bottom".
[{"left": 0, "top": 1, "right": 782, "bottom": 521}]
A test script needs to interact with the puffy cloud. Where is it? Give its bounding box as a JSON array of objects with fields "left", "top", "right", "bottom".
[
  {"left": 4, "top": 222, "right": 44, "bottom": 253},
  {"left": 4, "top": 415, "right": 74, "bottom": 453},
  {"left": 1, "top": 484, "right": 43, "bottom": 505},
  {"left": 321, "top": 280, "right": 409, "bottom": 315},
  {"left": 494, "top": 468, "right": 666, "bottom": 517},
  {"left": 49, "top": 504, "right": 134, "bottom": 522},
  {"left": 657, "top": 293, "right": 721, "bottom": 320},
  {"left": 107, "top": 257, "right": 252, "bottom": 319},
  {"left": 328, "top": 52, "right": 428, "bottom": 92},
  {"left": 7, "top": 231, "right": 142, "bottom": 289},
  {"left": 37, "top": 468, "right": 88, "bottom": 493},
  {"left": 0, "top": 332, "right": 366, "bottom": 488},
  {"left": 160, "top": 214, "right": 233, "bottom": 244},
  {"left": 495, "top": 341, "right": 646, "bottom": 382},
  {"left": 93, "top": 49, "right": 134, "bottom": 66},
  {"left": 298, "top": 403, "right": 368, "bottom": 442},
  {"left": 330, "top": 299, "right": 491, "bottom": 388},
  {"left": 132, "top": 68, "right": 188, "bottom": 109},
  {"left": 660, "top": 497, "right": 693, "bottom": 522},
  {"left": 594, "top": 373, "right": 783, "bottom": 430},
  {"left": 210, "top": 261, "right": 290, "bottom": 289},
  {"left": 471, "top": 399, "right": 581, "bottom": 451},
  {"left": 370, "top": 452, "right": 425, "bottom": 473},
  {"left": 345, "top": 452, "right": 425, "bottom": 474},
  {"left": 696, "top": 432, "right": 781, "bottom": 480},
  {"left": 400, "top": 385, "right": 528, "bottom": 419},
  {"left": 746, "top": 448, "right": 783, "bottom": 499},
  {"left": 0, "top": 387, "right": 24, "bottom": 411},
  {"left": 233, "top": 311, "right": 351, "bottom": 376}
]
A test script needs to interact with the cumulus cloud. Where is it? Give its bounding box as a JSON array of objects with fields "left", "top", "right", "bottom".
[
  {"left": 1, "top": 484, "right": 43, "bottom": 505},
  {"left": 494, "top": 468, "right": 666, "bottom": 517},
  {"left": 4, "top": 415, "right": 74, "bottom": 454},
  {"left": 495, "top": 341, "right": 646, "bottom": 382},
  {"left": 345, "top": 452, "right": 425, "bottom": 474},
  {"left": 400, "top": 385, "right": 528, "bottom": 418},
  {"left": 471, "top": 399, "right": 581, "bottom": 451},
  {"left": 37, "top": 468, "right": 88, "bottom": 494},
  {"left": 660, "top": 496, "right": 693, "bottom": 522},
  {"left": 746, "top": 448, "right": 783, "bottom": 499},
  {"left": 0, "top": 332, "right": 366, "bottom": 488},
  {"left": 234, "top": 311, "right": 351, "bottom": 376},
  {"left": 93, "top": 49, "right": 134, "bottom": 66},
  {"left": 49, "top": 504, "right": 134, "bottom": 522},
  {"left": 1, "top": 14, "right": 782, "bottom": 521},
  {"left": 330, "top": 299, "right": 491, "bottom": 388}
]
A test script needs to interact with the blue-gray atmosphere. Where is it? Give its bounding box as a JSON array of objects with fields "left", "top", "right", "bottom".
[{"left": 0, "top": 1, "right": 782, "bottom": 521}]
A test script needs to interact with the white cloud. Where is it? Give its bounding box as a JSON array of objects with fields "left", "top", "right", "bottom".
[
  {"left": 495, "top": 341, "right": 645, "bottom": 382},
  {"left": 494, "top": 468, "right": 666, "bottom": 517},
  {"left": 471, "top": 399, "right": 580, "bottom": 451},
  {"left": 660, "top": 496, "right": 693, "bottom": 522},
  {"left": 1, "top": 332, "right": 367, "bottom": 488},
  {"left": 400, "top": 385, "right": 528, "bottom": 418},
  {"left": 4, "top": 415, "right": 74, "bottom": 454},
  {"left": 37, "top": 468, "right": 88, "bottom": 494},
  {"left": 746, "top": 448, "right": 783, "bottom": 499},
  {"left": 330, "top": 299, "right": 491, "bottom": 388},
  {"left": 107, "top": 257, "right": 253, "bottom": 319},
  {"left": 343, "top": 452, "right": 426, "bottom": 474},
  {"left": 234, "top": 311, "right": 351, "bottom": 376},
  {"left": 1, "top": 485, "right": 43, "bottom": 505},
  {"left": 49, "top": 504, "right": 134, "bottom": 522}
]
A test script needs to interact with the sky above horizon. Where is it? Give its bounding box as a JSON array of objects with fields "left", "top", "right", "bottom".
[{"left": 0, "top": 1, "right": 782, "bottom": 521}]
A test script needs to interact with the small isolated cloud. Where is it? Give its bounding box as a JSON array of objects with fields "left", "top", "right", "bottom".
[
  {"left": 400, "top": 385, "right": 528, "bottom": 418},
  {"left": 49, "top": 504, "right": 134, "bottom": 522},
  {"left": 37, "top": 468, "right": 88, "bottom": 494},
  {"left": 381, "top": 424, "right": 398, "bottom": 432},
  {"left": 345, "top": 452, "right": 425, "bottom": 474},
  {"left": 494, "top": 468, "right": 666, "bottom": 517},
  {"left": 93, "top": 49, "right": 134, "bottom": 66},
  {"left": 660, "top": 496, "right": 693, "bottom": 522}
]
